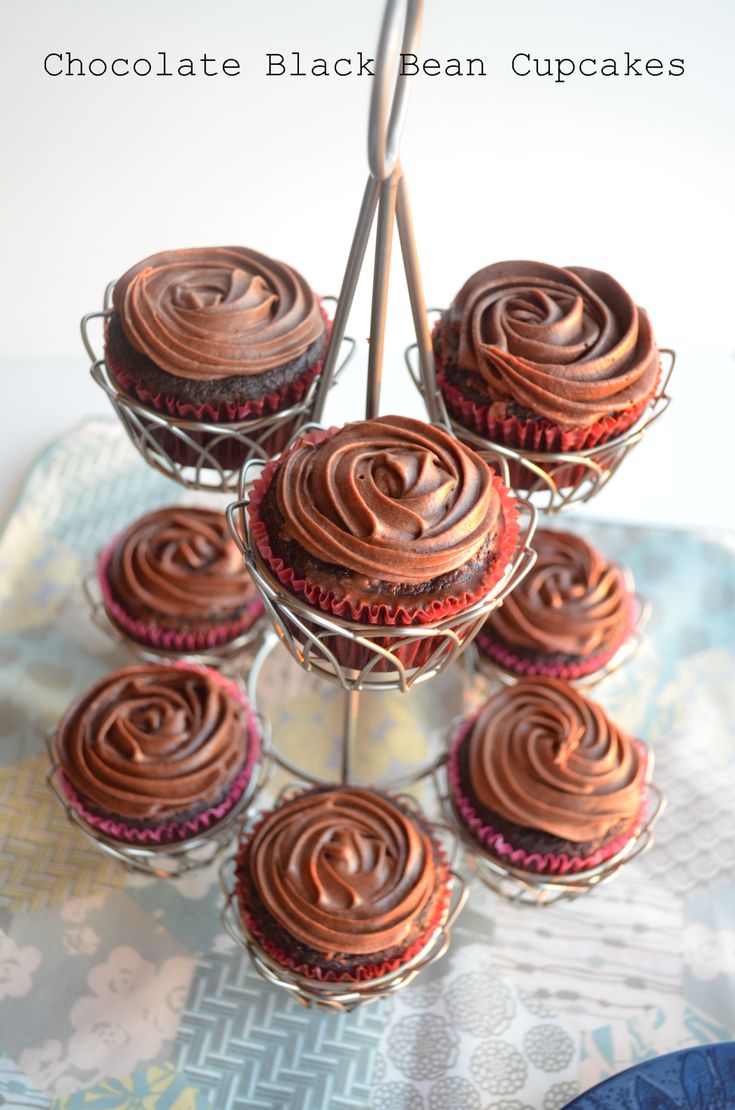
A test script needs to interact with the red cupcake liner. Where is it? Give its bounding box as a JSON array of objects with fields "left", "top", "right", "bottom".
[
  {"left": 246, "top": 428, "right": 521, "bottom": 673},
  {"left": 475, "top": 595, "right": 638, "bottom": 682},
  {"left": 433, "top": 329, "right": 661, "bottom": 491},
  {"left": 447, "top": 715, "right": 649, "bottom": 876},
  {"left": 105, "top": 305, "right": 332, "bottom": 469},
  {"left": 57, "top": 664, "right": 262, "bottom": 846},
  {"left": 234, "top": 803, "right": 452, "bottom": 983},
  {"left": 97, "top": 539, "right": 264, "bottom": 654}
]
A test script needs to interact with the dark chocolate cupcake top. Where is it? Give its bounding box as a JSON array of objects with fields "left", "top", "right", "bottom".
[
  {"left": 103, "top": 506, "right": 258, "bottom": 622},
  {"left": 463, "top": 678, "right": 644, "bottom": 842},
  {"left": 247, "top": 787, "right": 440, "bottom": 957},
  {"left": 112, "top": 246, "right": 325, "bottom": 379},
  {"left": 55, "top": 664, "right": 251, "bottom": 821},
  {"left": 446, "top": 261, "right": 658, "bottom": 429},
  {"left": 274, "top": 415, "right": 500, "bottom": 584},
  {"left": 485, "top": 529, "right": 633, "bottom": 657}
]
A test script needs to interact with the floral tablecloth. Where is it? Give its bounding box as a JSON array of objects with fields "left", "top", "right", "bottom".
[{"left": 1, "top": 420, "right": 734, "bottom": 1110}]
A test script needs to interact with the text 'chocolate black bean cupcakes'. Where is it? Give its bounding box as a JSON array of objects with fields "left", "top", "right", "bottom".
[
  {"left": 434, "top": 261, "right": 661, "bottom": 457},
  {"left": 448, "top": 678, "right": 648, "bottom": 875},
  {"left": 53, "top": 663, "right": 261, "bottom": 845},
  {"left": 246, "top": 414, "right": 520, "bottom": 672},
  {"left": 234, "top": 786, "right": 451, "bottom": 982},
  {"left": 104, "top": 246, "right": 330, "bottom": 464},
  {"left": 476, "top": 529, "right": 637, "bottom": 680},
  {"left": 98, "top": 506, "right": 263, "bottom": 653}
]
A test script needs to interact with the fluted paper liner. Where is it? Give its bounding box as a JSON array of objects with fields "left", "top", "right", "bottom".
[
  {"left": 447, "top": 715, "right": 649, "bottom": 876},
  {"left": 98, "top": 538, "right": 264, "bottom": 654},
  {"left": 246, "top": 427, "right": 521, "bottom": 673}
]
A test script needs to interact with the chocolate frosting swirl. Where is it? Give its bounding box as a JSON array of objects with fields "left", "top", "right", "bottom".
[
  {"left": 448, "top": 261, "right": 658, "bottom": 429},
  {"left": 485, "top": 529, "right": 632, "bottom": 657},
  {"left": 106, "top": 507, "right": 257, "bottom": 620},
  {"left": 248, "top": 788, "right": 438, "bottom": 956},
  {"left": 466, "top": 678, "right": 644, "bottom": 841},
  {"left": 56, "top": 665, "right": 250, "bottom": 820},
  {"left": 275, "top": 416, "right": 500, "bottom": 584},
  {"left": 112, "top": 247, "right": 325, "bottom": 379}
]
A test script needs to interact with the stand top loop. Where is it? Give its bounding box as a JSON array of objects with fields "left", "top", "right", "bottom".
[{"left": 368, "top": 0, "right": 423, "bottom": 181}]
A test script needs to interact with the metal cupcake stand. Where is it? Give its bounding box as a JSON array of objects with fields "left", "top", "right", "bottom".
[{"left": 68, "top": 0, "right": 671, "bottom": 1006}]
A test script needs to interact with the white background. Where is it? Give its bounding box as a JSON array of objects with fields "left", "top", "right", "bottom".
[{"left": 2, "top": 0, "right": 734, "bottom": 529}]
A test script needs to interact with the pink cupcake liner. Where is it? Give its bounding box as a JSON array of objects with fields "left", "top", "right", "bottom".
[
  {"left": 447, "top": 716, "right": 649, "bottom": 876},
  {"left": 475, "top": 595, "right": 638, "bottom": 681},
  {"left": 105, "top": 304, "right": 332, "bottom": 468},
  {"left": 246, "top": 428, "right": 521, "bottom": 673},
  {"left": 57, "top": 664, "right": 262, "bottom": 846},
  {"left": 234, "top": 805, "right": 451, "bottom": 983},
  {"left": 97, "top": 539, "right": 264, "bottom": 654}
]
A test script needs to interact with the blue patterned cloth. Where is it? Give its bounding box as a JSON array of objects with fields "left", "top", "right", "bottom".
[{"left": 0, "top": 420, "right": 733, "bottom": 1110}]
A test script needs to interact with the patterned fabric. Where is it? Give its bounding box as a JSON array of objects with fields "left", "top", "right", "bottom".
[{"left": 0, "top": 420, "right": 734, "bottom": 1109}]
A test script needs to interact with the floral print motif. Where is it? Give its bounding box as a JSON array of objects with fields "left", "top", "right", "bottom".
[{"left": 0, "top": 931, "right": 42, "bottom": 1002}]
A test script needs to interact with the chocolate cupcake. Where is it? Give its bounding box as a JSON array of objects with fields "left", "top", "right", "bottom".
[
  {"left": 104, "top": 246, "right": 329, "bottom": 463},
  {"left": 98, "top": 506, "right": 263, "bottom": 653},
  {"left": 246, "top": 414, "right": 520, "bottom": 671},
  {"left": 434, "top": 261, "right": 660, "bottom": 460},
  {"left": 448, "top": 678, "right": 648, "bottom": 874},
  {"left": 53, "top": 663, "right": 261, "bottom": 845},
  {"left": 476, "top": 529, "right": 636, "bottom": 680},
  {"left": 234, "top": 786, "right": 451, "bottom": 982}
]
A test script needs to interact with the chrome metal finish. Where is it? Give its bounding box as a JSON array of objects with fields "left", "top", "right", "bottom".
[
  {"left": 218, "top": 786, "right": 468, "bottom": 1012},
  {"left": 473, "top": 584, "right": 652, "bottom": 692},
  {"left": 82, "top": 296, "right": 355, "bottom": 493},
  {"left": 406, "top": 342, "right": 676, "bottom": 514},
  {"left": 46, "top": 720, "right": 272, "bottom": 879},
  {"left": 82, "top": 569, "right": 264, "bottom": 673},
  {"left": 436, "top": 751, "right": 666, "bottom": 907},
  {"left": 227, "top": 472, "right": 538, "bottom": 694}
]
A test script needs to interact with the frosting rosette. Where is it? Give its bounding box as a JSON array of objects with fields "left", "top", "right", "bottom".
[
  {"left": 102, "top": 507, "right": 258, "bottom": 622},
  {"left": 242, "top": 788, "right": 443, "bottom": 960},
  {"left": 460, "top": 678, "right": 644, "bottom": 844},
  {"left": 273, "top": 415, "right": 500, "bottom": 585},
  {"left": 483, "top": 529, "right": 633, "bottom": 661},
  {"left": 112, "top": 246, "right": 325, "bottom": 379},
  {"left": 445, "top": 261, "right": 659, "bottom": 430},
  {"left": 55, "top": 664, "right": 253, "bottom": 822}
]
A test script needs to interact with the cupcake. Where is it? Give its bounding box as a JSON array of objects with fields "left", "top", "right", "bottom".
[
  {"left": 246, "top": 414, "right": 520, "bottom": 672},
  {"left": 448, "top": 678, "right": 649, "bottom": 875},
  {"left": 98, "top": 506, "right": 263, "bottom": 653},
  {"left": 476, "top": 529, "right": 636, "bottom": 680},
  {"left": 234, "top": 786, "right": 451, "bottom": 982},
  {"left": 434, "top": 261, "right": 660, "bottom": 467},
  {"left": 52, "top": 663, "right": 261, "bottom": 845},
  {"left": 104, "top": 246, "right": 330, "bottom": 464}
]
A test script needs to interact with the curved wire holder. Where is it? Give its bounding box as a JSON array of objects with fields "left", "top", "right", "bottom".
[
  {"left": 472, "top": 576, "right": 652, "bottom": 692},
  {"left": 246, "top": 628, "right": 452, "bottom": 791},
  {"left": 82, "top": 568, "right": 264, "bottom": 674},
  {"left": 434, "top": 747, "right": 666, "bottom": 907},
  {"left": 406, "top": 335, "right": 675, "bottom": 514},
  {"left": 45, "top": 720, "right": 272, "bottom": 879},
  {"left": 227, "top": 462, "right": 537, "bottom": 697},
  {"left": 219, "top": 784, "right": 468, "bottom": 1011},
  {"left": 82, "top": 287, "right": 355, "bottom": 494}
]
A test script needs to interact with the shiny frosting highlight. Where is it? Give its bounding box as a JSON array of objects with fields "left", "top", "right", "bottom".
[
  {"left": 106, "top": 506, "right": 256, "bottom": 620},
  {"left": 56, "top": 665, "right": 250, "bottom": 820},
  {"left": 466, "top": 678, "right": 643, "bottom": 841},
  {"left": 112, "top": 246, "right": 325, "bottom": 379},
  {"left": 485, "top": 529, "right": 631, "bottom": 656},
  {"left": 275, "top": 415, "right": 500, "bottom": 583},
  {"left": 448, "top": 261, "right": 659, "bottom": 429},
  {"left": 249, "top": 788, "right": 437, "bottom": 956}
]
